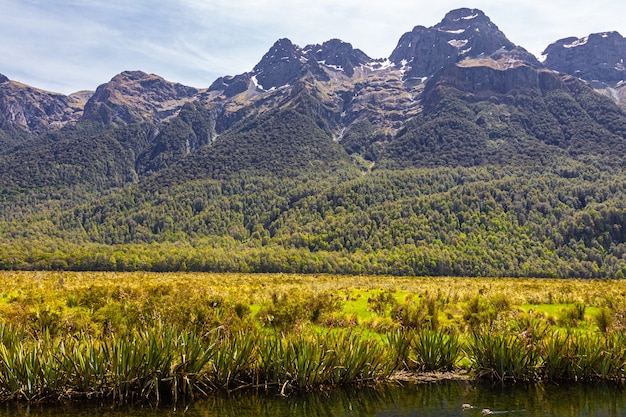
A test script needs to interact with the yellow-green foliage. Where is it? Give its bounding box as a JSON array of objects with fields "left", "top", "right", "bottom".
[
  {"left": 2, "top": 272, "right": 626, "bottom": 336},
  {"left": 1, "top": 272, "right": 626, "bottom": 402}
]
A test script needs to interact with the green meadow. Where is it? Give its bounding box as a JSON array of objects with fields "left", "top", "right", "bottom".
[{"left": 1, "top": 271, "right": 626, "bottom": 403}]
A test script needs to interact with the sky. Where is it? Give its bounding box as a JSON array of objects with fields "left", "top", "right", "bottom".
[{"left": 1, "top": 0, "right": 624, "bottom": 95}]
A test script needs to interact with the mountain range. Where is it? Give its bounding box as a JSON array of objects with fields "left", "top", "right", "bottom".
[{"left": 1, "top": 8, "right": 626, "bottom": 277}]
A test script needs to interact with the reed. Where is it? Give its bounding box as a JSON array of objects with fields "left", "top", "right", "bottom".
[
  {"left": 59, "top": 337, "right": 108, "bottom": 397},
  {"left": 169, "top": 331, "right": 215, "bottom": 401},
  {"left": 384, "top": 328, "right": 413, "bottom": 370},
  {"left": 325, "top": 331, "right": 393, "bottom": 384},
  {"left": 573, "top": 333, "right": 626, "bottom": 381},
  {"left": 539, "top": 332, "right": 577, "bottom": 381}
]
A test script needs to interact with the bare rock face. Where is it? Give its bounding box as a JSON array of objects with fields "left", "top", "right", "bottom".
[
  {"left": 252, "top": 39, "right": 316, "bottom": 90},
  {"left": 0, "top": 77, "right": 90, "bottom": 133},
  {"left": 208, "top": 73, "right": 251, "bottom": 97},
  {"left": 543, "top": 32, "right": 626, "bottom": 86},
  {"left": 82, "top": 70, "right": 200, "bottom": 125},
  {"left": 389, "top": 8, "right": 539, "bottom": 80},
  {"left": 305, "top": 39, "right": 371, "bottom": 77},
  {"left": 423, "top": 57, "right": 564, "bottom": 109}
]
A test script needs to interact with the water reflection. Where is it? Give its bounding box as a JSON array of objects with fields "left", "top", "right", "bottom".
[{"left": 1, "top": 381, "right": 624, "bottom": 417}]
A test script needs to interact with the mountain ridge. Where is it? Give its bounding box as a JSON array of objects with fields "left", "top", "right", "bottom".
[
  {"left": 2, "top": 8, "right": 626, "bottom": 188},
  {"left": 1, "top": 9, "right": 624, "bottom": 137},
  {"left": 2, "top": 8, "right": 626, "bottom": 277}
]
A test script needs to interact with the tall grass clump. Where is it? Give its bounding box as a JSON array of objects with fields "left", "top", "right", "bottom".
[
  {"left": 412, "top": 329, "right": 462, "bottom": 372},
  {"left": 0, "top": 323, "right": 219, "bottom": 403},
  {"left": 468, "top": 329, "right": 540, "bottom": 382},
  {"left": 207, "top": 329, "right": 258, "bottom": 390},
  {"left": 594, "top": 308, "right": 614, "bottom": 334},
  {"left": 257, "top": 331, "right": 394, "bottom": 392},
  {"left": 384, "top": 329, "right": 413, "bottom": 370},
  {"left": 544, "top": 332, "right": 626, "bottom": 381},
  {"left": 539, "top": 332, "right": 577, "bottom": 381},
  {"left": 0, "top": 331, "right": 64, "bottom": 401}
]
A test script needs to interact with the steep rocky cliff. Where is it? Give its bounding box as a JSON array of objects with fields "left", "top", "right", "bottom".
[{"left": 0, "top": 75, "right": 90, "bottom": 134}]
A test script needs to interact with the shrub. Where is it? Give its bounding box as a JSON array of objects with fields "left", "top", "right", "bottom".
[
  {"left": 367, "top": 290, "right": 398, "bottom": 317},
  {"left": 594, "top": 308, "right": 614, "bottom": 334}
]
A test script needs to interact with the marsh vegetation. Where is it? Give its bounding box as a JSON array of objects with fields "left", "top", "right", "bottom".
[{"left": 1, "top": 272, "right": 626, "bottom": 403}]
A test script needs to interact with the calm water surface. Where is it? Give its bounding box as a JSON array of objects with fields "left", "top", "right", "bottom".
[{"left": 1, "top": 381, "right": 624, "bottom": 417}]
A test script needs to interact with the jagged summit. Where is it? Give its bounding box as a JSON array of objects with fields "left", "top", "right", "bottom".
[
  {"left": 1, "top": 7, "right": 626, "bottom": 160},
  {"left": 304, "top": 39, "right": 371, "bottom": 77},
  {"left": 542, "top": 31, "right": 626, "bottom": 86},
  {"left": 252, "top": 38, "right": 314, "bottom": 90},
  {"left": 0, "top": 75, "right": 89, "bottom": 133},
  {"left": 389, "top": 8, "right": 520, "bottom": 80},
  {"left": 437, "top": 8, "right": 494, "bottom": 31},
  {"left": 250, "top": 37, "right": 371, "bottom": 90}
]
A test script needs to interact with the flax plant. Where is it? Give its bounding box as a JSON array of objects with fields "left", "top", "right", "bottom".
[
  {"left": 468, "top": 330, "right": 540, "bottom": 382},
  {"left": 208, "top": 330, "right": 258, "bottom": 389},
  {"left": 412, "top": 329, "right": 462, "bottom": 371},
  {"left": 59, "top": 337, "right": 107, "bottom": 397}
]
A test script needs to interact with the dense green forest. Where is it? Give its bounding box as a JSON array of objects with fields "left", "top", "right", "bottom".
[
  {"left": 2, "top": 161, "right": 626, "bottom": 278},
  {"left": 3, "top": 56, "right": 626, "bottom": 278}
]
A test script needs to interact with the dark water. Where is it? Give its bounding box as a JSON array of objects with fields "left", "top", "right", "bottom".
[{"left": 1, "top": 381, "right": 625, "bottom": 417}]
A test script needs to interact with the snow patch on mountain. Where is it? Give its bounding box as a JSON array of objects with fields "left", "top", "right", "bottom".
[
  {"left": 251, "top": 75, "right": 266, "bottom": 91},
  {"left": 448, "top": 39, "right": 469, "bottom": 48},
  {"left": 319, "top": 60, "right": 345, "bottom": 72},
  {"left": 364, "top": 59, "right": 393, "bottom": 71},
  {"left": 564, "top": 37, "right": 589, "bottom": 48},
  {"left": 439, "top": 28, "right": 466, "bottom": 34}
]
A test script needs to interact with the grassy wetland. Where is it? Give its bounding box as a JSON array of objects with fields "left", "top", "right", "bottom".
[{"left": 1, "top": 272, "right": 626, "bottom": 403}]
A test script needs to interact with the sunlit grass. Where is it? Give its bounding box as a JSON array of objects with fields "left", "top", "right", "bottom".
[{"left": 1, "top": 272, "right": 626, "bottom": 402}]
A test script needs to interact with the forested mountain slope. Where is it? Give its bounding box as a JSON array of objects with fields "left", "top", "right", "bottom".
[{"left": 1, "top": 8, "right": 626, "bottom": 277}]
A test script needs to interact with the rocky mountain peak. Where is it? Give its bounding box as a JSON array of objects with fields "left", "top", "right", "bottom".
[
  {"left": 304, "top": 39, "right": 371, "bottom": 77},
  {"left": 82, "top": 70, "right": 199, "bottom": 125},
  {"left": 252, "top": 38, "right": 309, "bottom": 90},
  {"left": 389, "top": 8, "right": 517, "bottom": 80},
  {"left": 208, "top": 73, "right": 252, "bottom": 97},
  {"left": 542, "top": 31, "right": 626, "bottom": 86},
  {"left": 0, "top": 78, "right": 87, "bottom": 133},
  {"left": 437, "top": 8, "right": 490, "bottom": 31}
]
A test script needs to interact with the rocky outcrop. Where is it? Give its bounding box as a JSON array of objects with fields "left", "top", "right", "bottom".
[
  {"left": 305, "top": 39, "right": 371, "bottom": 77},
  {"left": 389, "top": 8, "right": 538, "bottom": 80},
  {"left": 543, "top": 32, "right": 626, "bottom": 86},
  {"left": 0, "top": 78, "right": 90, "bottom": 133},
  {"left": 208, "top": 73, "right": 252, "bottom": 97},
  {"left": 82, "top": 71, "right": 200, "bottom": 125},
  {"left": 252, "top": 38, "right": 328, "bottom": 90},
  {"left": 425, "top": 56, "right": 563, "bottom": 100}
]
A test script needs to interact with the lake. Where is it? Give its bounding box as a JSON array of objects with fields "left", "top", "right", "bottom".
[{"left": 1, "top": 380, "right": 624, "bottom": 417}]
